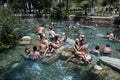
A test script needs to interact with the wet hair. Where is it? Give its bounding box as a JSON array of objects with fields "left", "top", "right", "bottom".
[
  {"left": 50, "top": 27, "right": 53, "bottom": 30},
  {"left": 39, "top": 33, "right": 43, "bottom": 39},
  {"left": 33, "top": 46, "right": 37, "bottom": 51},
  {"left": 80, "top": 42, "right": 84, "bottom": 46},
  {"left": 49, "top": 44, "right": 53, "bottom": 48},
  {"left": 106, "top": 44, "right": 110, "bottom": 47},
  {"left": 54, "top": 36, "right": 58, "bottom": 41},
  {"left": 75, "top": 40, "right": 79, "bottom": 45},
  {"left": 95, "top": 46, "right": 100, "bottom": 50},
  {"left": 75, "top": 38, "right": 79, "bottom": 44},
  {"left": 106, "top": 32, "right": 110, "bottom": 35},
  {"left": 80, "top": 38, "right": 85, "bottom": 45},
  {"left": 48, "top": 44, "right": 53, "bottom": 50}
]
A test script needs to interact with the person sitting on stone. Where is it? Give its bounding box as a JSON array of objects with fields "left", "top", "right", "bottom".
[
  {"left": 40, "top": 34, "right": 49, "bottom": 46},
  {"left": 39, "top": 41, "right": 48, "bottom": 56},
  {"left": 76, "top": 41, "right": 89, "bottom": 64},
  {"left": 51, "top": 36, "right": 61, "bottom": 49},
  {"left": 65, "top": 39, "right": 80, "bottom": 63},
  {"left": 65, "top": 39, "right": 89, "bottom": 64},
  {"left": 43, "top": 44, "right": 55, "bottom": 57},
  {"left": 60, "top": 33, "right": 68, "bottom": 43}
]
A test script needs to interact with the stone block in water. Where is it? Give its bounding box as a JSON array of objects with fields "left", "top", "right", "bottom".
[
  {"left": 20, "top": 41, "right": 31, "bottom": 45},
  {"left": 21, "top": 36, "right": 32, "bottom": 41},
  {"left": 94, "top": 65, "right": 103, "bottom": 71},
  {"left": 20, "top": 36, "right": 32, "bottom": 45},
  {"left": 61, "top": 51, "right": 72, "bottom": 58}
]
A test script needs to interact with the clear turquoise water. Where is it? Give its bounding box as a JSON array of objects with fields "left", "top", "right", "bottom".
[{"left": 0, "top": 19, "right": 120, "bottom": 80}]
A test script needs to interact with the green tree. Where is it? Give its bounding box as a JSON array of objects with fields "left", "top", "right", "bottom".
[
  {"left": 101, "top": 0, "right": 118, "bottom": 10},
  {"left": 81, "top": 1, "right": 90, "bottom": 15},
  {"left": 0, "top": 9, "right": 21, "bottom": 51}
]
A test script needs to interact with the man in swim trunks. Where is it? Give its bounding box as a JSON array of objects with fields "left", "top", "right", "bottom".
[{"left": 36, "top": 24, "right": 46, "bottom": 39}]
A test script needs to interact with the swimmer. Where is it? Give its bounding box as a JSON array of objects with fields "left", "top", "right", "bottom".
[
  {"left": 102, "top": 44, "right": 112, "bottom": 56},
  {"left": 67, "top": 25, "right": 72, "bottom": 31},
  {"left": 90, "top": 46, "right": 100, "bottom": 56},
  {"left": 25, "top": 46, "right": 40, "bottom": 59}
]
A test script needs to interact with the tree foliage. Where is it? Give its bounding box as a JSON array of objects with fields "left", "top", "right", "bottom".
[{"left": 0, "top": 9, "right": 21, "bottom": 51}]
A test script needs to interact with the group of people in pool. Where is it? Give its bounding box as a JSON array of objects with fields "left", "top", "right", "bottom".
[
  {"left": 24, "top": 22, "right": 113, "bottom": 64},
  {"left": 25, "top": 24, "right": 68, "bottom": 60}
]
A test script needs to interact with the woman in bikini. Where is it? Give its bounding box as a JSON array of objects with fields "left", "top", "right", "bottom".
[{"left": 43, "top": 44, "right": 55, "bottom": 57}]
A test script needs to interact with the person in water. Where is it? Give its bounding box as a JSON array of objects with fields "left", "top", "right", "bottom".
[
  {"left": 39, "top": 41, "right": 48, "bottom": 56},
  {"left": 102, "top": 44, "right": 112, "bottom": 56},
  {"left": 49, "top": 27, "right": 56, "bottom": 41},
  {"left": 40, "top": 34, "right": 49, "bottom": 46},
  {"left": 51, "top": 36, "right": 61, "bottom": 49},
  {"left": 25, "top": 46, "right": 40, "bottom": 59},
  {"left": 36, "top": 24, "right": 46, "bottom": 40},
  {"left": 43, "top": 44, "right": 55, "bottom": 57},
  {"left": 60, "top": 33, "right": 68, "bottom": 43},
  {"left": 105, "top": 32, "right": 118, "bottom": 41},
  {"left": 67, "top": 25, "right": 72, "bottom": 31},
  {"left": 90, "top": 45, "right": 100, "bottom": 56}
]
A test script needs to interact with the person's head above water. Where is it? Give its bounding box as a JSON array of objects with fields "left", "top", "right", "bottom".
[
  {"left": 54, "top": 36, "right": 59, "bottom": 41},
  {"left": 95, "top": 46, "right": 100, "bottom": 50},
  {"left": 49, "top": 44, "right": 53, "bottom": 49},
  {"left": 33, "top": 46, "right": 37, "bottom": 51},
  {"left": 75, "top": 38, "right": 79, "bottom": 42},
  {"left": 106, "top": 44, "right": 110, "bottom": 47},
  {"left": 50, "top": 27, "right": 53, "bottom": 30}
]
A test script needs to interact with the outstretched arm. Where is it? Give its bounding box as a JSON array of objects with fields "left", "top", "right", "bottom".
[{"left": 43, "top": 48, "right": 48, "bottom": 57}]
